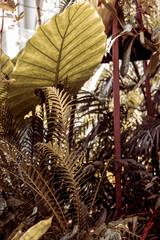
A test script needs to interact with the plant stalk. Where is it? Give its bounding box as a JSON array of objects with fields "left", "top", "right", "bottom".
[{"left": 35, "top": 0, "right": 41, "bottom": 26}]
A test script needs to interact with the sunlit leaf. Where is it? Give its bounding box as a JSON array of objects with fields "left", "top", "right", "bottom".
[
  {"left": 0, "top": 50, "right": 14, "bottom": 79},
  {"left": 0, "top": 51, "right": 14, "bottom": 101},
  {"left": 9, "top": 2, "right": 106, "bottom": 119},
  {"left": 19, "top": 217, "right": 53, "bottom": 240}
]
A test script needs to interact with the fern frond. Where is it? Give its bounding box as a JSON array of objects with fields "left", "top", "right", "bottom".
[
  {"left": 0, "top": 136, "right": 88, "bottom": 233},
  {"left": 37, "top": 141, "right": 85, "bottom": 229},
  {"left": 45, "top": 87, "right": 74, "bottom": 144},
  {"left": 0, "top": 103, "right": 22, "bottom": 144},
  {"left": 19, "top": 116, "right": 44, "bottom": 160},
  {"left": 0, "top": 140, "right": 68, "bottom": 232}
]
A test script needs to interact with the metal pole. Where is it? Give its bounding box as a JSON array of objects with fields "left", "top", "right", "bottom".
[{"left": 112, "top": 14, "right": 122, "bottom": 217}]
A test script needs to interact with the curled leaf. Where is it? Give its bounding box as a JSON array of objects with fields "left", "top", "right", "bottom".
[
  {"left": 95, "top": 208, "right": 107, "bottom": 227},
  {"left": 60, "top": 225, "right": 78, "bottom": 240},
  {"left": 120, "top": 37, "right": 135, "bottom": 77}
]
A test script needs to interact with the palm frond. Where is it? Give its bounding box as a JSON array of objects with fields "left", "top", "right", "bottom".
[
  {"left": 19, "top": 116, "right": 44, "bottom": 160},
  {"left": 123, "top": 117, "right": 160, "bottom": 159},
  {"left": 71, "top": 88, "right": 114, "bottom": 160}
]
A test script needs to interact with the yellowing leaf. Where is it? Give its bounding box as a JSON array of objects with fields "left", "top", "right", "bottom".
[
  {"left": 11, "top": 231, "right": 23, "bottom": 240},
  {"left": 19, "top": 217, "right": 53, "bottom": 240},
  {"left": 9, "top": 2, "right": 106, "bottom": 119}
]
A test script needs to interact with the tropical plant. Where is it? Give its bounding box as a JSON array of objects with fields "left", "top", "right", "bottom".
[
  {"left": 8, "top": 1, "right": 106, "bottom": 119},
  {"left": 0, "top": 0, "right": 160, "bottom": 239},
  {"left": 0, "top": 86, "right": 114, "bottom": 239}
]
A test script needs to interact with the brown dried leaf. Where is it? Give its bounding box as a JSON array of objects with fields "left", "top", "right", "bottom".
[
  {"left": 155, "top": 197, "right": 160, "bottom": 210},
  {"left": 7, "top": 197, "right": 24, "bottom": 207},
  {"left": 147, "top": 52, "right": 159, "bottom": 74},
  {"left": 95, "top": 208, "right": 107, "bottom": 227},
  {"left": 0, "top": 2, "right": 19, "bottom": 13}
]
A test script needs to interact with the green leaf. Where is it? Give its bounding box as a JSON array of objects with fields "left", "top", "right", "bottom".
[
  {"left": 9, "top": 2, "right": 106, "bottom": 119},
  {"left": 19, "top": 217, "right": 53, "bottom": 240}
]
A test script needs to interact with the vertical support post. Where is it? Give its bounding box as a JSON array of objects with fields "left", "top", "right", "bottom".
[{"left": 112, "top": 15, "right": 122, "bottom": 217}]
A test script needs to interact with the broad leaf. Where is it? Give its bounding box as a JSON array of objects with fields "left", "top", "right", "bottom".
[
  {"left": 9, "top": 2, "right": 106, "bottom": 119},
  {"left": 1, "top": 50, "right": 14, "bottom": 79},
  {"left": 19, "top": 217, "right": 53, "bottom": 240},
  {"left": 11, "top": 48, "right": 24, "bottom": 66},
  {"left": 0, "top": 51, "right": 14, "bottom": 101}
]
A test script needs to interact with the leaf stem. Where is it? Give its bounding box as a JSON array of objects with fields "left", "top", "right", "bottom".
[{"left": 35, "top": 0, "right": 41, "bottom": 26}]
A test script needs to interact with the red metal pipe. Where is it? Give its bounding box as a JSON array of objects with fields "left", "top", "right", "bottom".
[{"left": 112, "top": 14, "right": 122, "bottom": 217}]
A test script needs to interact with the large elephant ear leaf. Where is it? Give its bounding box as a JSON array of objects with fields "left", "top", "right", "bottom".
[
  {"left": 9, "top": 1, "right": 106, "bottom": 119},
  {"left": 0, "top": 50, "right": 14, "bottom": 101}
]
